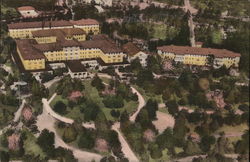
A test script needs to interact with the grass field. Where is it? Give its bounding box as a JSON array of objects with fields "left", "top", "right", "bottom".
[
  {"left": 23, "top": 129, "right": 46, "bottom": 160},
  {"left": 0, "top": 103, "right": 18, "bottom": 129},
  {"left": 132, "top": 85, "right": 163, "bottom": 104},
  {"left": 49, "top": 80, "right": 138, "bottom": 121},
  {"left": 215, "top": 124, "right": 248, "bottom": 134},
  {"left": 48, "top": 82, "right": 59, "bottom": 98}
]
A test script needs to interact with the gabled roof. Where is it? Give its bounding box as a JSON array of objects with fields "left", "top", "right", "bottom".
[
  {"left": 67, "top": 60, "right": 86, "bottom": 72},
  {"left": 122, "top": 42, "right": 141, "bottom": 57},
  {"left": 15, "top": 39, "right": 46, "bottom": 60},
  {"left": 157, "top": 45, "right": 241, "bottom": 58},
  {"left": 8, "top": 20, "right": 73, "bottom": 29},
  {"left": 70, "top": 19, "right": 99, "bottom": 26},
  {"left": 17, "top": 6, "right": 35, "bottom": 11}
]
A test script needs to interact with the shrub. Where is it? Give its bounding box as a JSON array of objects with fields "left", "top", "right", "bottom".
[
  {"left": 103, "top": 96, "right": 124, "bottom": 108},
  {"left": 62, "top": 126, "right": 78, "bottom": 143},
  {"left": 53, "top": 101, "right": 67, "bottom": 115},
  {"left": 110, "top": 110, "right": 120, "bottom": 118}
]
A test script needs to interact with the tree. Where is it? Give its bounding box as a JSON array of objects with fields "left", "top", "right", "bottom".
[
  {"left": 235, "top": 130, "right": 249, "bottom": 154},
  {"left": 103, "top": 95, "right": 124, "bottom": 108},
  {"left": 166, "top": 100, "right": 179, "bottom": 116},
  {"left": 0, "top": 151, "right": 9, "bottom": 162},
  {"left": 149, "top": 144, "right": 162, "bottom": 159},
  {"left": 31, "top": 80, "right": 48, "bottom": 100},
  {"left": 136, "top": 69, "right": 154, "bottom": 87},
  {"left": 83, "top": 100, "right": 100, "bottom": 121},
  {"left": 144, "top": 99, "right": 158, "bottom": 120},
  {"left": 173, "top": 114, "right": 189, "bottom": 146},
  {"left": 214, "top": 134, "right": 231, "bottom": 154},
  {"left": 91, "top": 75, "right": 105, "bottom": 91},
  {"left": 78, "top": 132, "right": 95, "bottom": 149},
  {"left": 184, "top": 139, "right": 201, "bottom": 155},
  {"left": 135, "top": 109, "right": 151, "bottom": 129},
  {"left": 95, "top": 111, "right": 109, "bottom": 132},
  {"left": 130, "top": 58, "right": 142, "bottom": 72},
  {"left": 55, "top": 147, "right": 77, "bottom": 162},
  {"left": 37, "top": 129, "right": 55, "bottom": 157},
  {"left": 110, "top": 110, "right": 120, "bottom": 118},
  {"left": 53, "top": 101, "right": 67, "bottom": 115},
  {"left": 62, "top": 125, "right": 78, "bottom": 143},
  {"left": 156, "top": 128, "right": 174, "bottom": 150},
  {"left": 147, "top": 55, "right": 162, "bottom": 74},
  {"left": 107, "top": 130, "right": 121, "bottom": 149},
  {"left": 200, "top": 135, "right": 216, "bottom": 152},
  {"left": 198, "top": 78, "right": 210, "bottom": 91}
]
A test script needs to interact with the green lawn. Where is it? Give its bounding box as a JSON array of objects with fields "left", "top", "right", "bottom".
[
  {"left": 0, "top": 103, "right": 18, "bottom": 129},
  {"left": 147, "top": 148, "right": 170, "bottom": 162},
  {"left": 83, "top": 81, "right": 138, "bottom": 121},
  {"left": 55, "top": 122, "right": 110, "bottom": 156},
  {"left": 99, "top": 77, "right": 111, "bottom": 84},
  {"left": 49, "top": 80, "right": 138, "bottom": 121},
  {"left": 48, "top": 82, "right": 59, "bottom": 98},
  {"left": 132, "top": 85, "right": 163, "bottom": 104},
  {"left": 50, "top": 95, "right": 68, "bottom": 107},
  {"left": 23, "top": 129, "right": 46, "bottom": 160},
  {"left": 215, "top": 124, "right": 248, "bottom": 134},
  {"left": 143, "top": 22, "right": 179, "bottom": 40}
]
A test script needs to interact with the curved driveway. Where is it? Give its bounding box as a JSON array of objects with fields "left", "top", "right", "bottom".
[
  {"left": 36, "top": 105, "right": 102, "bottom": 162},
  {"left": 129, "top": 86, "right": 146, "bottom": 122},
  {"left": 43, "top": 95, "right": 95, "bottom": 129}
]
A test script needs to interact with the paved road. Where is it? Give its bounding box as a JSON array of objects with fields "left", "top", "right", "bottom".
[
  {"left": 44, "top": 77, "right": 62, "bottom": 89},
  {"left": 36, "top": 105, "right": 102, "bottom": 162},
  {"left": 112, "top": 123, "right": 139, "bottom": 162},
  {"left": 100, "top": 72, "right": 141, "bottom": 162},
  {"left": 184, "top": 0, "right": 196, "bottom": 47},
  {"left": 129, "top": 86, "right": 146, "bottom": 122},
  {"left": 43, "top": 94, "right": 96, "bottom": 129}
]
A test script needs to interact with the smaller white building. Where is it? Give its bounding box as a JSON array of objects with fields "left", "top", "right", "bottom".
[
  {"left": 17, "top": 6, "right": 39, "bottom": 18},
  {"left": 122, "top": 42, "right": 148, "bottom": 67},
  {"left": 81, "top": 0, "right": 112, "bottom": 6},
  {"left": 49, "top": 63, "right": 66, "bottom": 70},
  {"left": 81, "top": 60, "right": 99, "bottom": 69},
  {"left": 67, "top": 61, "right": 88, "bottom": 79}
]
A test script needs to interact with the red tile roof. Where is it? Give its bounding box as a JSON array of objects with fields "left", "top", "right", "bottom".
[
  {"left": 157, "top": 45, "right": 241, "bottom": 58},
  {"left": 80, "top": 40, "right": 123, "bottom": 53},
  {"left": 16, "top": 39, "right": 46, "bottom": 60},
  {"left": 32, "top": 28, "right": 85, "bottom": 38},
  {"left": 67, "top": 60, "right": 86, "bottom": 72},
  {"left": 8, "top": 20, "right": 73, "bottom": 29},
  {"left": 17, "top": 6, "right": 35, "bottom": 11},
  {"left": 122, "top": 42, "right": 141, "bottom": 56},
  {"left": 70, "top": 19, "right": 99, "bottom": 26}
]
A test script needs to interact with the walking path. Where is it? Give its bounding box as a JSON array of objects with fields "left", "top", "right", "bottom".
[
  {"left": 36, "top": 105, "right": 102, "bottom": 162},
  {"left": 44, "top": 72, "right": 174, "bottom": 162},
  {"left": 44, "top": 94, "right": 95, "bottom": 129},
  {"left": 111, "top": 123, "right": 139, "bottom": 162},
  {"left": 0, "top": 99, "right": 26, "bottom": 136},
  {"left": 100, "top": 72, "right": 141, "bottom": 162},
  {"left": 44, "top": 77, "right": 62, "bottom": 89},
  {"left": 129, "top": 86, "right": 146, "bottom": 122}
]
